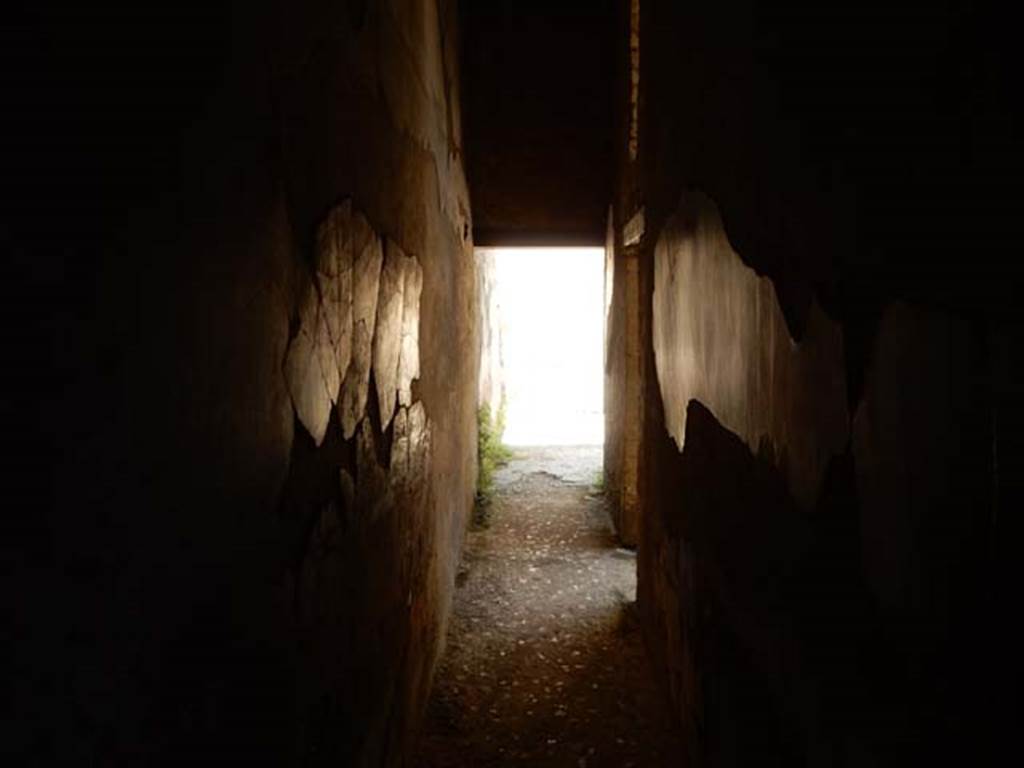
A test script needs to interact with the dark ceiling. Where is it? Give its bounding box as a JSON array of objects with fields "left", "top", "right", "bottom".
[{"left": 461, "top": 0, "right": 617, "bottom": 246}]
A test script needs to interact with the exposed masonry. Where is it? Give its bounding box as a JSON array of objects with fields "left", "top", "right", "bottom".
[{"left": 285, "top": 201, "right": 432, "bottom": 488}]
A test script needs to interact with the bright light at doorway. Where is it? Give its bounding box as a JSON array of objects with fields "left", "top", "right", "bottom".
[{"left": 487, "top": 247, "right": 605, "bottom": 446}]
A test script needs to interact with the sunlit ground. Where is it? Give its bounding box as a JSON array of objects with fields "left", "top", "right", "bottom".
[{"left": 488, "top": 247, "right": 605, "bottom": 446}]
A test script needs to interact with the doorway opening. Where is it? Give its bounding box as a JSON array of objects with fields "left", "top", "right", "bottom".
[{"left": 478, "top": 247, "right": 605, "bottom": 447}]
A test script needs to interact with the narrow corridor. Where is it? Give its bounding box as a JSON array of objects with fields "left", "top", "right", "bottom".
[
  {"left": 415, "top": 448, "right": 682, "bottom": 767},
  {"left": 11, "top": 1, "right": 1016, "bottom": 763}
]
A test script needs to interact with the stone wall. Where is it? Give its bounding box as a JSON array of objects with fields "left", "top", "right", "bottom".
[
  {"left": 603, "top": 213, "right": 642, "bottom": 546},
  {"left": 7, "top": 1, "right": 477, "bottom": 764},
  {"left": 477, "top": 249, "right": 506, "bottom": 417},
  {"left": 605, "top": 0, "right": 1018, "bottom": 764}
]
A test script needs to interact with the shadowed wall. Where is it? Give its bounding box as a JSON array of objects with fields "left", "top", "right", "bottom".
[
  {"left": 603, "top": 0, "right": 1020, "bottom": 764},
  {"left": 6, "top": 1, "right": 477, "bottom": 764}
]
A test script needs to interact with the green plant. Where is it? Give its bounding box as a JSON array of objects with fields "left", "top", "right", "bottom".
[{"left": 474, "top": 400, "right": 513, "bottom": 526}]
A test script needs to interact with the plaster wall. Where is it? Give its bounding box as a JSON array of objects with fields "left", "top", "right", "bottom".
[
  {"left": 8, "top": 1, "right": 478, "bottom": 764},
  {"left": 603, "top": 0, "right": 1017, "bottom": 763}
]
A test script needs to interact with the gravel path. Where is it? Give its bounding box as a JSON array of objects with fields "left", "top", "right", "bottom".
[
  {"left": 493, "top": 445, "right": 604, "bottom": 487},
  {"left": 414, "top": 448, "right": 684, "bottom": 767}
]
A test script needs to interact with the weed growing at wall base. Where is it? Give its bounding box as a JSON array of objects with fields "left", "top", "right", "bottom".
[{"left": 474, "top": 401, "right": 514, "bottom": 527}]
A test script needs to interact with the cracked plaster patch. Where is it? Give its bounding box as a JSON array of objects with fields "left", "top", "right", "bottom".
[
  {"left": 374, "top": 239, "right": 409, "bottom": 430},
  {"left": 398, "top": 255, "right": 423, "bottom": 407},
  {"left": 340, "top": 213, "right": 384, "bottom": 439},
  {"left": 284, "top": 285, "right": 333, "bottom": 446},
  {"left": 316, "top": 200, "right": 354, "bottom": 399},
  {"left": 315, "top": 299, "right": 341, "bottom": 406}
]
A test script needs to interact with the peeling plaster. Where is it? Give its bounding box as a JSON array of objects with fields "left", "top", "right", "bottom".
[
  {"left": 374, "top": 239, "right": 408, "bottom": 430},
  {"left": 315, "top": 299, "right": 341, "bottom": 406},
  {"left": 398, "top": 255, "right": 423, "bottom": 407},
  {"left": 288, "top": 204, "right": 412, "bottom": 446},
  {"left": 284, "top": 285, "right": 333, "bottom": 446},
  {"left": 340, "top": 213, "right": 384, "bottom": 439},
  {"left": 316, "top": 200, "right": 354, "bottom": 399},
  {"left": 652, "top": 190, "right": 848, "bottom": 508}
]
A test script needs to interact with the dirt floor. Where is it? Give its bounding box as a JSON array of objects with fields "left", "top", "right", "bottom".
[{"left": 414, "top": 447, "right": 684, "bottom": 767}]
